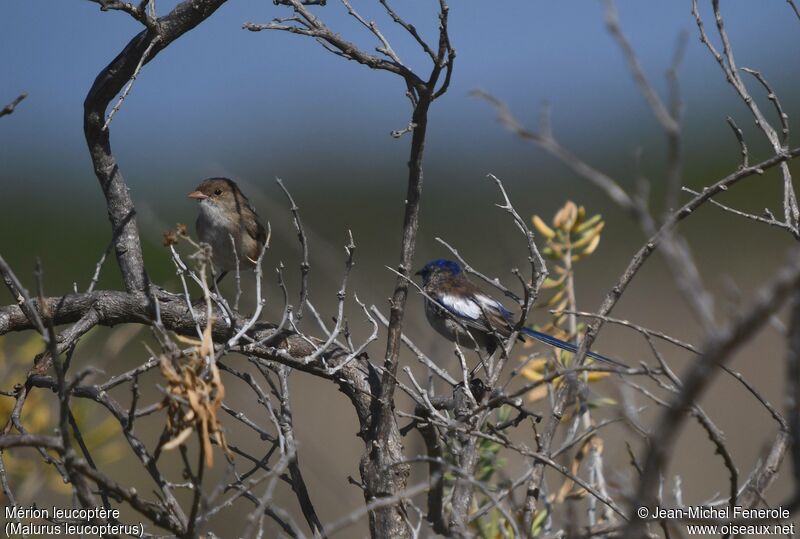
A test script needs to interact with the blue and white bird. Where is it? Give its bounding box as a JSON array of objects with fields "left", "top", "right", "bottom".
[{"left": 415, "top": 259, "right": 626, "bottom": 368}]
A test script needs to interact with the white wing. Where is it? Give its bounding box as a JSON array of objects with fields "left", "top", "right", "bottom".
[
  {"left": 473, "top": 293, "right": 507, "bottom": 314},
  {"left": 437, "top": 293, "right": 482, "bottom": 320}
]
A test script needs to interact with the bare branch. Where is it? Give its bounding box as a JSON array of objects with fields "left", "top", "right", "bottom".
[
  {"left": 603, "top": 0, "right": 678, "bottom": 135},
  {"left": 277, "top": 178, "right": 310, "bottom": 320},
  {"left": 741, "top": 67, "right": 790, "bottom": 147},
  {"left": 102, "top": 36, "right": 160, "bottom": 131},
  {"left": 787, "top": 0, "right": 800, "bottom": 20},
  {"left": 475, "top": 90, "right": 638, "bottom": 217},
  {"left": 726, "top": 116, "right": 749, "bottom": 168},
  {"left": 85, "top": 0, "right": 229, "bottom": 293},
  {"left": 692, "top": 0, "right": 799, "bottom": 234},
  {"left": 0, "top": 93, "right": 26, "bottom": 118},
  {"left": 623, "top": 252, "right": 800, "bottom": 537}
]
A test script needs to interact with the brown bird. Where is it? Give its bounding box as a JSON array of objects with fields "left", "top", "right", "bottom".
[{"left": 188, "top": 177, "right": 267, "bottom": 282}]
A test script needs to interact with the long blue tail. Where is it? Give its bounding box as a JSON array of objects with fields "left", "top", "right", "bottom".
[{"left": 521, "top": 327, "right": 626, "bottom": 368}]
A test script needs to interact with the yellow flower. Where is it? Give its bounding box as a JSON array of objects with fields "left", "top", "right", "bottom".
[{"left": 519, "top": 353, "right": 610, "bottom": 403}]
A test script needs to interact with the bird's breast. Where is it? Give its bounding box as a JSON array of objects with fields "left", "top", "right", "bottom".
[{"left": 196, "top": 203, "right": 246, "bottom": 272}]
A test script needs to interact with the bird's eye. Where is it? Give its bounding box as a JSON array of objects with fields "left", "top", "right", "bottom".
[{"left": 214, "top": 188, "right": 223, "bottom": 196}]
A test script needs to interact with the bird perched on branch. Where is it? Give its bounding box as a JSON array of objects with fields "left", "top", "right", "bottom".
[
  {"left": 416, "top": 259, "right": 626, "bottom": 368},
  {"left": 188, "top": 177, "right": 267, "bottom": 282}
]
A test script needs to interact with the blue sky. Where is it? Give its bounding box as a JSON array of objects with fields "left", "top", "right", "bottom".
[{"left": 2, "top": 1, "right": 798, "bottom": 196}]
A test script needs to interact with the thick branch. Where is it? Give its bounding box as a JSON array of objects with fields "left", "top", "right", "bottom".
[{"left": 84, "top": 0, "right": 228, "bottom": 292}]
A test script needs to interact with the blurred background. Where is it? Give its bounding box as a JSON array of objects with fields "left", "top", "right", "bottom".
[{"left": 1, "top": 0, "right": 799, "bottom": 536}]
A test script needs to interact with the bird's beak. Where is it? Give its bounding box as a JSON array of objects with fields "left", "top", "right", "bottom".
[
  {"left": 414, "top": 269, "right": 423, "bottom": 276},
  {"left": 188, "top": 190, "right": 208, "bottom": 200}
]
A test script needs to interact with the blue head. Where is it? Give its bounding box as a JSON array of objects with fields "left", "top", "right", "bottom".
[{"left": 415, "top": 259, "right": 463, "bottom": 285}]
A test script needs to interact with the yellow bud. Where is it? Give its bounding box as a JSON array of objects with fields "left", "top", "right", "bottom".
[
  {"left": 541, "top": 274, "right": 567, "bottom": 289},
  {"left": 574, "top": 205, "right": 587, "bottom": 229},
  {"left": 581, "top": 234, "right": 602, "bottom": 255},
  {"left": 572, "top": 222, "right": 604, "bottom": 249},
  {"left": 574, "top": 214, "right": 603, "bottom": 234},
  {"left": 553, "top": 201, "right": 578, "bottom": 230},
  {"left": 532, "top": 215, "right": 556, "bottom": 239},
  {"left": 585, "top": 371, "right": 610, "bottom": 383},
  {"left": 544, "top": 287, "right": 566, "bottom": 307}
]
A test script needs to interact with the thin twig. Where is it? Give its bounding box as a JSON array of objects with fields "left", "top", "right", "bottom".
[
  {"left": 0, "top": 93, "right": 27, "bottom": 118},
  {"left": 103, "top": 36, "right": 160, "bottom": 131}
]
